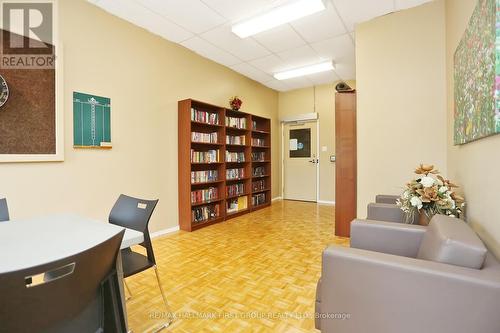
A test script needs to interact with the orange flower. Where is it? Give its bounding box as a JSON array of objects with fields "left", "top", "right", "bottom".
[{"left": 415, "top": 164, "right": 439, "bottom": 175}]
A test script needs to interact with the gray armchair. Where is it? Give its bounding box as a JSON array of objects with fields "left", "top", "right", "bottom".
[
  {"left": 315, "top": 216, "right": 500, "bottom": 333},
  {"left": 367, "top": 194, "right": 418, "bottom": 224},
  {"left": 375, "top": 194, "right": 399, "bottom": 204}
]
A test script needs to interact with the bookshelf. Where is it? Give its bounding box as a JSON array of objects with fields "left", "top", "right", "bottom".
[{"left": 179, "top": 99, "right": 272, "bottom": 231}]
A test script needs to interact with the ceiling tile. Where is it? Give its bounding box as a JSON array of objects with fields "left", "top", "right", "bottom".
[
  {"left": 281, "top": 77, "right": 314, "bottom": 90},
  {"left": 253, "top": 25, "right": 306, "bottom": 53},
  {"left": 249, "top": 54, "right": 285, "bottom": 73},
  {"left": 201, "top": 0, "right": 279, "bottom": 22},
  {"left": 263, "top": 79, "right": 289, "bottom": 92},
  {"left": 93, "top": 0, "right": 193, "bottom": 42},
  {"left": 333, "top": 60, "right": 356, "bottom": 81},
  {"left": 395, "top": 0, "right": 433, "bottom": 11},
  {"left": 277, "top": 45, "right": 323, "bottom": 69},
  {"left": 332, "top": 0, "right": 395, "bottom": 32},
  {"left": 306, "top": 70, "right": 340, "bottom": 85},
  {"left": 291, "top": 1, "right": 346, "bottom": 43},
  {"left": 310, "top": 34, "right": 354, "bottom": 64},
  {"left": 200, "top": 25, "right": 271, "bottom": 61},
  {"left": 230, "top": 63, "right": 274, "bottom": 83},
  {"left": 141, "top": 0, "right": 226, "bottom": 34},
  {"left": 181, "top": 37, "right": 242, "bottom": 66}
]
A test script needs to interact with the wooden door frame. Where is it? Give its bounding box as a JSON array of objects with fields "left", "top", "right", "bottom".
[{"left": 280, "top": 115, "right": 320, "bottom": 202}]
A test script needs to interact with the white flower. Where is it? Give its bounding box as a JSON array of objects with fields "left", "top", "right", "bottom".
[
  {"left": 420, "top": 176, "right": 435, "bottom": 188},
  {"left": 410, "top": 196, "right": 423, "bottom": 209},
  {"left": 438, "top": 186, "right": 448, "bottom": 193}
]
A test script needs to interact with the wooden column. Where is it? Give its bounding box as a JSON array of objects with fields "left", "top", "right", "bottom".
[{"left": 335, "top": 92, "right": 357, "bottom": 237}]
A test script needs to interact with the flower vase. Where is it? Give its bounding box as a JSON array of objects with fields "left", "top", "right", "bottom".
[{"left": 418, "top": 212, "right": 431, "bottom": 226}]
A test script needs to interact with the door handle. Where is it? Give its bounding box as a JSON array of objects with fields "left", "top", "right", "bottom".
[{"left": 308, "top": 159, "right": 317, "bottom": 163}]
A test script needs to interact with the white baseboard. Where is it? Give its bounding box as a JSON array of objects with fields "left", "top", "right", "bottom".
[
  {"left": 150, "top": 225, "right": 180, "bottom": 239},
  {"left": 272, "top": 196, "right": 282, "bottom": 201},
  {"left": 317, "top": 200, "right": 335, "bottom": 205}
]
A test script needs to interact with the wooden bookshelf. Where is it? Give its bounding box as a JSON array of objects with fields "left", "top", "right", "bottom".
[{"left": 178, "top": 99, "right": 271, "bottom": 231}]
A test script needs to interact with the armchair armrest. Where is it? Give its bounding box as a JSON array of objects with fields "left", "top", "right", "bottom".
[
  {"left": 351, "top": 219, "right": 426, "bottom": 257},
  {"left": 318, "top": 246, "right": 500, "bottom": 333}
]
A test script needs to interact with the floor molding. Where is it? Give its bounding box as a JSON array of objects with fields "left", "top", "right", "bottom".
[
  {"left": 317, "top": 200, "right": 335, "bottom": 206},
  {"left": 272, "top": 196, "right": 282, "bottom": 201},
  {"left": 150, "top": 225, "right": 180, "bottom": 239}
]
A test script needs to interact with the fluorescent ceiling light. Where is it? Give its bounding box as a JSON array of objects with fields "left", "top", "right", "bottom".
[
  {"left": 274, "top": 61, "right": 335, "bottom": 80},
  {"left": 232, "top": 0, "right": 326, "bottom": 38}
]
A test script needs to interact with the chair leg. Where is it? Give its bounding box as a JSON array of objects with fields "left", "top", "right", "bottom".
[
  {"left": 152, "top": 265, "right": 174, "bottom": 331},
  {"left": 124, "top": 279, "right": 133, "bottom": 301}
]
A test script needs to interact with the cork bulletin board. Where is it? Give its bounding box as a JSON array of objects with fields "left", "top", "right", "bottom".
[{"left": 0, "top": 29, "right": 63, "bottom": 162}]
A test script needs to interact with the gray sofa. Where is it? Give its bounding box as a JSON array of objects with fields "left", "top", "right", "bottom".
[{"left": 315, "top": 215, "right": 500, "bottom": 333}]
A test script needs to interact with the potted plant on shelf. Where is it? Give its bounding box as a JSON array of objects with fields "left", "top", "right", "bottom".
[
  {"left": 397, "top": 164, "right": 465, "bottom": 225},
  {"left": 229, "top": 96, "right": 242, "bottom": 112}
]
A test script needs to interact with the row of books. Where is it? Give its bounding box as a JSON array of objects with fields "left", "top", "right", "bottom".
[
  {"left": 192, "top": 131, "right": 218, "bottom": 144},
  {"left": 191, "top": 149, "right": 219, "bottom": 163},
  {"left": 226, "top": 135, "right": 245, "bottom": 145},
  {"left": 192, "top": 204, "right": 220, "bottom": 223},
  {"left": 251, "top": 138, "right": 266, "bottom": 146},
  {"left": 252, "top": 180, "right": 266, "bottom": 192},
  {"left": 226, "top": 151, "right": 245, "bottom": 162},
  {"left": 253, "top": 166, "right": 266, "bottom": 177},
  {"left": 191, "top": 170, "right": 218, "bottom": 184},
  {"left": 191, "top": 108, "right": 219, "bottom": 125},
  {"left": 227, "top": 168, "right": 245, "bottom": 180},
  {"left": 227, "top": 183, "right": 245, "bottom": 197},
  {"left": 251, "top": 152, "right": 266, "bottom": 162},
  {"left": 252, "top": 193, "right": 266, "bottom": 206},
  {"left": 227, "top": 196, "right": 248, "bottom": 213},
  {"left": 191, "top": 187, "right": 218, "bottom": 204},
  {"left": 226, "top": 116, "right": 247, "bottom": 129}
]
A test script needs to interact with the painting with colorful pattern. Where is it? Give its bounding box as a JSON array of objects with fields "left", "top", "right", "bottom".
[{"left": 454, "top": 0, "right": 500, "bottom": 145}]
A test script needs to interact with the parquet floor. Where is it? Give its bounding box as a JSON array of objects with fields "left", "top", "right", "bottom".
[{"left": 126, "top": 200, "right": 349, "bottom": 333}]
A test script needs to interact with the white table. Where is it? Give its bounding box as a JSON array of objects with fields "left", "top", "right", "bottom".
[{"left": 0, "top": 213, "right": 144, "bottom": 332}]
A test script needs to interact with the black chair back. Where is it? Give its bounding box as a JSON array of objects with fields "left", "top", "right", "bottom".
[
  {"left": 0, "top": 198, "right": 9, "bottom": 222},
  {"left": 109, "top": 194, "right": 159, "bottom": 264},
  {"left": 0, "top": 230, "right": 125, "bottom": 333}
]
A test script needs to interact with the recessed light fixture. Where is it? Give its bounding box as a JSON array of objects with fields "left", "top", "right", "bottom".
[
  {"left": 274, "top": 61, "right": 335, "bottom": 80},
  {"left": 232, "top": 0, "right": 326, "bottom": 38}
]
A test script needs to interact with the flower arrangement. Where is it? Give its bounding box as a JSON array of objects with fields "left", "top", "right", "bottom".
[
  {"left": 229, "top": 96, "right": 242, "bottom": 111},
  {"left": 397, "top": 164, "right": 465, "bottom": 224}
]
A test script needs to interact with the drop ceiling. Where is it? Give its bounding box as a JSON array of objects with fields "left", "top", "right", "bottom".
[{"left": 88, "top": 0, "right": 432, "bottom": 91}]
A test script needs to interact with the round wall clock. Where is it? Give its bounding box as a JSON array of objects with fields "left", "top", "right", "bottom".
[{"left": 0, "top": 75, "right": 9, "bottom": 108}]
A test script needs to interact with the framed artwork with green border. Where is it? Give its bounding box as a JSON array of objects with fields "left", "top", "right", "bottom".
[{"left": 73, "top": 92, "right": 112, "bottom": 149}]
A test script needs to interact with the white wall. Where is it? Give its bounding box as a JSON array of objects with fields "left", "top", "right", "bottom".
[{"left": 356, "top": 0, "right": 447, "bottom": 217}]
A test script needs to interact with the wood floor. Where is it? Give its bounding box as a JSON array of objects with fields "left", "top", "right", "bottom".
[{"left": 126, "top": 200, "right": 349, "bottom": 333}]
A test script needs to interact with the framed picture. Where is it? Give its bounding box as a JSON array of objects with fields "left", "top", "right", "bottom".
[
  {"left": 0, "top": 0, "right": 63, "bottom": 162},
  {"left": 454, "top": 0, "right": 500, "bottom": 144},
  {"left": 73, "top": 92, "right": 112, "bottom": 149}
]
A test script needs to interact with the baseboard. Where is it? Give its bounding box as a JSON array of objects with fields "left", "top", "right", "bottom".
[
  {"left": 317, "top": 200, "right": 335, "bottom": 205},
  {"left": 150, "top": 225, "right": 180, "bottom": 239},
  {"left": 272, "top": 196, "right": 282, "bottom": 201}
]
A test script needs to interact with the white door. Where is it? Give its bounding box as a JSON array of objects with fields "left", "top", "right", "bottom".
[{"left": 283, "top": 121, "right": 318, "bottom": 202}]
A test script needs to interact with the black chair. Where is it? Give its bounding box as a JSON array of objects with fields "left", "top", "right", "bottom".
[
  {"left": 109, "top": 194, "right": 173, "bottom": 329},
  {"left": 0, "top": 230, "right": 126, "bottom": 333},
  {"left": 0, "top": 198, "right": 9, "bottom": 221}
]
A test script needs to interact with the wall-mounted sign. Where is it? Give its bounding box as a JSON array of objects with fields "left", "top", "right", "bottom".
[{"left": 73, "top": 92, "right": 112, "bottom": 149}]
